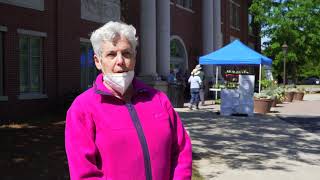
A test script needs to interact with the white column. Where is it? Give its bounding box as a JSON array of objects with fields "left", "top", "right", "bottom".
[
  {"left": 213, "top": 0, "right": 222, "bottom": 84},
  {"left": 140, "top": 0, "right": 157, "bottom": 76},
  {"left": 202, "top": 0, "right": 214, "bottom": 76},
  {"left": 157, "top": 0, "right": 170, "bottom": 78},
  {"left": 259, "top": 64, "right": 262, "bottom": 93}
]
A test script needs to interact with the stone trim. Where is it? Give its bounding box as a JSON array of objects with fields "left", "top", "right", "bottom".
[
  {"left": 0, "top": 96, "right": 8, "bottom": 101},
  {"left": 17, "top": 29, "right": 47, "bottom": 37},
  {"left": 18, "top": 93, "right": 48, "bottom": 100},
  {"left": 0, "top": 25, "right": 8, "bottom": 32},
  {"left": 80, "top": 37, "right": 91, "bottom": 43}
]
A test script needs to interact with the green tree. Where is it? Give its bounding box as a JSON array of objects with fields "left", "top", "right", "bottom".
[{"left": 250, "top": 0, "right": 320, "bottom": 82}]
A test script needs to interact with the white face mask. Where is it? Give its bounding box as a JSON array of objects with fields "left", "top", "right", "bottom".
[{"left": 103, "top": 71, "right": 135, "bottom": 95}]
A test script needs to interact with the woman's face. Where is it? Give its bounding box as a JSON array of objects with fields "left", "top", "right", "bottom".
[{"left": 94, "top": 35, "right": 136, "bottom": 74}]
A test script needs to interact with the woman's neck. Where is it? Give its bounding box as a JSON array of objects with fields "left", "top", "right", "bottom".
[{"left": 103, "top": 82, "right": 134, "bottom": 103}]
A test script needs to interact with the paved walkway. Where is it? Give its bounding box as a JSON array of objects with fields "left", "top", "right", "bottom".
[
  {"left": 176, "top": 94, "right": 320, "bottom": 180},
  {"left": 273, "top": 94, "right": 320, "bottom": 135}
]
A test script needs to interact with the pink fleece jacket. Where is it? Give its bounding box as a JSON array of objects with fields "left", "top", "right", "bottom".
[{"left": 65, "top": 74, "right": 192, "bottom": 180}]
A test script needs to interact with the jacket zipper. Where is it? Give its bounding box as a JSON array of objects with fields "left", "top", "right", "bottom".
[{"left": 126, "top": 103, "right": 152, "bottom": 180}]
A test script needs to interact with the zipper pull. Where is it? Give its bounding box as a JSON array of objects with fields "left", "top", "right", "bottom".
[{"left": 126, "top": 102, "right": 133, "bottom": 111}]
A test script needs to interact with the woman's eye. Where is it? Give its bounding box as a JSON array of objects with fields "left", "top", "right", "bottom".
[
  {"left": 107, "top": 53, "right": 116, "bottom": 58},
  {"left": 122, "top": 52, "right": 131, "bottom": 58}
]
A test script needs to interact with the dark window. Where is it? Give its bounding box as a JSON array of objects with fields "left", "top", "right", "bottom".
[
  {"left": 0, "top": 32, "right": 3, "bottom": 96},
  {"left": 177, "top": 0, "right": 192, "bottom": 9},
  {"left": 19, "top": 35, "right": 43, "bottom": 94},
  {"left": 80, "top": 42, "right": 97, "bottom": 90},
  {"left": 248, "top": 14, "right": 254, "bottom": 35},
  {"left": 170, "top": 39, "right": 186, "bottom": 73},
  {"left": 230, "top": 0, "right": 240, "bottom": 30}
]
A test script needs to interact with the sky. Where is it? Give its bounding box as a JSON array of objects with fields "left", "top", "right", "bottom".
[{"left": 261, "top": 36, "right": 270, "bottom": 50}]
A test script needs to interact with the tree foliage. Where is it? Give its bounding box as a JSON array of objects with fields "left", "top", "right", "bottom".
[{"left": 250, "top": 0, "right": 320, "bottom": 82}]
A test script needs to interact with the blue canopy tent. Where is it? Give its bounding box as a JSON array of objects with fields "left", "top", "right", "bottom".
[{"left": 199, "top": 40, "right": 272, "bottom": 92}]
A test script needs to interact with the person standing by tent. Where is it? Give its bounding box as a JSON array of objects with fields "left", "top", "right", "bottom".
[
  {"left": 188, "top": 67, "right": 202, "bottom": 110},
  {"left": 194, "top": 64, "right": 205, "bottom": 106}
]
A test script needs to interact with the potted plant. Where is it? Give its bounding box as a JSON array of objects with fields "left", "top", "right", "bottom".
[
  {"left": 293, "top": 87, "right": 305, "bottom": 101},
  {"left": 260, "top": 88, "right": 277, "bottom": 107},
  {"left": 259, "top": 81, "right": 284, "bottom": 107},
  {"left": 254, "top": 92, "right": 273, "bottom": 114},
  {"left": 284, "top": 86, "right": 296, "bottom": 102},
  {"left": 273, "top": 86, "right": 285, "bottom": 105}
]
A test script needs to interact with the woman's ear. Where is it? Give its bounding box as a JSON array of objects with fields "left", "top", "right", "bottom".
[{"left": 94, "top": 55, "right": 102, "bottom": 70}]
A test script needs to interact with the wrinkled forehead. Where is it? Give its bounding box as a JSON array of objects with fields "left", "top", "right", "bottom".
[
  {"left": 101, "top": 35, "right": 134, "bottom": 53},
  {"left": 110, "top": 33, "right": 121, "bottom": 46},
  {"left": 103, "top": 34, "right": 132, "bottom": 47}
]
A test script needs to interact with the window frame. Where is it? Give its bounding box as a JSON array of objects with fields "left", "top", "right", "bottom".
[
  {"left": 0, "top": 0, "right": 44, "bottom": 11},
  {"left": 0, "top": 25, "right": 8, "bottom": 101},
  {"left": 19, "top": 35, "right": 44, "bottom": 95},
  {"left": 229, "top": 0, "right": 240, "bottom": 31},
  {"left": 176, "top": 0, "right": 194, "bottom": 13},
  {"left": 16, "top": 29, "right": 47, "bottom": 100},
  {"left": 0, "top": 31, "right": 3, "bottom": 97}
]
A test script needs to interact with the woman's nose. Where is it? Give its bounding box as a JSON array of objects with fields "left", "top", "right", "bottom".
[{"left": 115, "top": 52, "right": 125, "bottom": 65}]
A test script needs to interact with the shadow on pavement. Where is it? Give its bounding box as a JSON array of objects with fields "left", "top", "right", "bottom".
[
  {"left": 2, "top": 108, "right": 320, "bottom": 179},
  {"left": 178, "top": 109, "right": 320, "bottom": 172},
  {"left": 277, "top": 115, "right": 320, "bottom": 134},
  {"left": 0, "top": 113, "right": 69, "bottom": 180}
]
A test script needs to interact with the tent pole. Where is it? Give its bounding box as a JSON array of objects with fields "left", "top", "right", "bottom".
[
  {"left": 259, "top": 64, "right": 262, "bottom": 93},
  {"left": 215, "top": 66, "right": 219, "bottom": 99}
]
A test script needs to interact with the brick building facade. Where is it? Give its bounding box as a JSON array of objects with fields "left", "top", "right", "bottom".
[{"left": 0, "top": 0, "right": 260, "bottom": 119}]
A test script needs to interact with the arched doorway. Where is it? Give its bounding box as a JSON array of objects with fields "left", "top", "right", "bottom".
[
  {"left": 170, "top": 36, "right": 188, "bottom": 76},
  {"left": 169, "top": 36, "right": 189, "bottom": 106}
]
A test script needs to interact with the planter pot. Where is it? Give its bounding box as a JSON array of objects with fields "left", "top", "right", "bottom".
[
  {"left": 168, "top": 84, "right": 185, "bottom": 108},
  {"left": 293, "top": 92, "right": 304, "bottom": 101},
  {"left": 254, "top": 98, "right": 273, "bottom": 114},
  {"left": 271, "top": 98, "right": 277, "bottom": 107},
  {"left": 284, "top": 92, "right": 294, "bottom": 102}
]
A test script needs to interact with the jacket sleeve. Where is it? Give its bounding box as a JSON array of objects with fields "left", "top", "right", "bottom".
[
  {"left": 161, "top": 93, "right": 193, "bottom": 179},
  {"left": 65, "top": 98, "right": 105, "bottom": 180},
  {"left": 198, "top": 77, "right": 202, "bottom": 86}
]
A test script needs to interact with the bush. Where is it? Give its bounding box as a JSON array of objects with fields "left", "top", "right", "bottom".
[
  {"left": 254, "top": 92, "right": 272, "bottom": 100},
  {"left": 260, "top": 79, "right": 274, "bottom": 90}
]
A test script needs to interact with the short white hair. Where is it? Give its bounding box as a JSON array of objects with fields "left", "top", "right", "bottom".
[{"left": 90, "top": 21, "right": 138, "bottom": 58}]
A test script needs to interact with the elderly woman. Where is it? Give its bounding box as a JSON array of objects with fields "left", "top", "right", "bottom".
[{"left": 65, "top": 21, "right": 192, "bottom": 180}]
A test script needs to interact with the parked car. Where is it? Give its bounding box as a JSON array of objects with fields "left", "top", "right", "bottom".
[{"left": 302, "top": 77, "right": 320, "bottom": 85}]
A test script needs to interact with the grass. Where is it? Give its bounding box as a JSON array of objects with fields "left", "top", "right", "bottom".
[
  {"left": 296, "top": 85, "right": 320, "bottom": 88},
  {"left": 296, "top": 85, "right": 320, "bottom": 93},
  {"left": 192, "top": 164, "right": 205, "bottom": 180}
]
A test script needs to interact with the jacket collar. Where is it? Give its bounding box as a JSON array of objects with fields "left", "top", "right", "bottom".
[{"left": 93, "top": 73, "right": 150, "bottom": 97}]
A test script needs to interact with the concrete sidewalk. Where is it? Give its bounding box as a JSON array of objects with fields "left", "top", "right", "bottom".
[
  {"left": 272, "top": 94, "right": 320, "bottom": 116},
  {"left": 176, "top": 94, "right": 320, "bottom": 180},
  {"left": 272, "top": 94, "right": 320, "bottom": 135}
]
